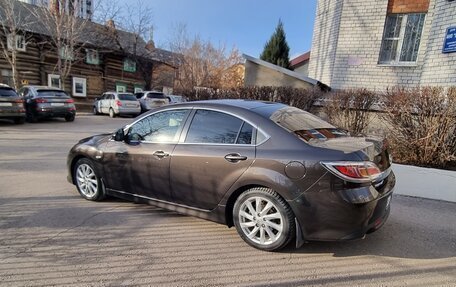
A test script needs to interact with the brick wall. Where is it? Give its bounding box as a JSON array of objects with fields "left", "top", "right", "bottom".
[
  {"left": 308, "top": 0, "right": 456, "bottom": 90},
  {"left": 387, "top": 0, "right": 430, "bottom": 13},
  {"left": 420, "top": 1, "right": 456, "bottom": 87},
  {"left": 307, "top": 0, "right": 344, "bottom": 86}
]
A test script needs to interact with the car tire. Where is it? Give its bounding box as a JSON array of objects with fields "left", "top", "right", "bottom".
[
  {"left": 26, "top": 110, "right": 37, "bottom": 123},
  {"left": 109, "top": 108, "right": 116, "bottom": 118},
  {"left": 93, "top": 106, "right": 99, "bottom": 115},
  {"left": 233, "top": 187, "right": 295, "bottom": 251},
  {"left": 73, "top": 158, "right": 105, "bottom": 201},
  {"left": 65, "top": 114, "right": 75, "bottom": 122},
  {"left": 14, "top": 118, "right": 25, "bottom": 124}
]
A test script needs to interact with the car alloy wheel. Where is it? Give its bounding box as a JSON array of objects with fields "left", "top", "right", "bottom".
[
  {"left": 233, "top": 187, "right": 295, "bottom": 251},
  {"left": 74, "top": 158, "right": 104, "bottom": 201}
]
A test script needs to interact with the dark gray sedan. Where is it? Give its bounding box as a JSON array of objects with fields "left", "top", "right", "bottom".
[{"left": 67, "top": 100, "right": 395, "bottom": 251}]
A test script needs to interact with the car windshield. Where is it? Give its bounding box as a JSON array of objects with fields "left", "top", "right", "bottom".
[
  {"left": 270, "top": 106, "right": 348, "bottom": 141},
  {"left": 0, "top": 88, "right": 17, "bottom": 97},
  {"left": 118, "top": 94, "right": 137, "bottom": 101},
  {"left": 37, "top": 90, "right": 68, "bottom": 97},
  {"left": 147, "top": 93, "right": 165, "bottom": 99}
]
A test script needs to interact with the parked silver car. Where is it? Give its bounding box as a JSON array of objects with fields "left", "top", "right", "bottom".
[
  {"left": 166, "top": 95, "right": 187, "bottom": 104},
  {"left": 93, "top": 92, "right": 141, "bottom": 118},
  {"left": 135, "top": 91, "right": 169, "bottom": 112}
]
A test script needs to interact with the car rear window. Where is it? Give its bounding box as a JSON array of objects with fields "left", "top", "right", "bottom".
[
  {"left": 147, "top": 93, "right": 165, "bottom": 99},
  {"left": 37, "top": 90, "right": 68, "bottom": 97},
  {"left": 270, "top": 106, "right": 348, "bottom": 141},
  {"left": 0, "top": 88, "right": 17, "bottom": 97},
  {"left": 118, "top": 94, "right": 137, "bottom": 101}
]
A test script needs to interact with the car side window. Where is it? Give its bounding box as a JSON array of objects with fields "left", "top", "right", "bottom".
[
  {"left": 185, "top": 110, "right": 245, "bottom": 144},
  {"left": 236, "top": 122, "right": 254, "bottom": 145},
  {"left": 128, "top": 109, "right": 189, "bottom": 143}
]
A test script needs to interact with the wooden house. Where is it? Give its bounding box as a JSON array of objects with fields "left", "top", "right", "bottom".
[{"left": 0, "top": 1, "right": 176, "bottom": 105}]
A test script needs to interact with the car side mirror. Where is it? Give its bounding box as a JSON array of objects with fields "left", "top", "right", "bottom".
[{"left": 114, "top": 128, "right": 125, "bottom": 141}]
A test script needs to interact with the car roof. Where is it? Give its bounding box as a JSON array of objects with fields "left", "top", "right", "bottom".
[
  {"left": 23, "top": 85, "right": 65, "bottom": 92},
  {"left": 0, "top": 83, "right": 12, "bottom": 89},
  {"left": 143, "top": 90, "right": 163, "bottom": 93},
  {"left": 174, "top": 99, "right": 287, "bottom": 118}
]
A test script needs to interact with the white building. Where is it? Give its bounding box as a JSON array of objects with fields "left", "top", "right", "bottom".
[{"left": 308, "top": 0, "right": 456, "bottom": 90}]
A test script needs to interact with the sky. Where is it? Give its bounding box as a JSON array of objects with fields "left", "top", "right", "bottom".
[{"left": 135, "top": 0, "right": 317, "bottom": 60}]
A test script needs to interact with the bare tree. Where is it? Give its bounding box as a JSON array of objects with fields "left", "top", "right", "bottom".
[
  {"left": 30, "top": 0, "right": 91, "bottom": 89},
  {"left": 97, "top": 0, "right": 155, "bottom": 89},
  {"left": 0, "top": 0, "right": 33, "bottom": 89},
  {"left": 168, "top": 24, "right": 244, "bottom": 92}
]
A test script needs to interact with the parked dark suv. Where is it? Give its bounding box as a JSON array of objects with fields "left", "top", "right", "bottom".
[
  {"left": 67, "top": 100, "right": 395, "bottom": 251},
  {"left": 18, "top": 86, "right": 76, "bottom": 122},
  {"left": 0, "top": 84, "right": 25, "bottom": 124}
]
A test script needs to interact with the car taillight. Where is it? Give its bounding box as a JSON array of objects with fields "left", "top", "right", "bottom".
[
  {"left": 66, "top": 99, "right": 74, "bottom": 103},
  {"left": 35, "top": 98, "right": 47, "bottom": 103},
  {"left": 320, "top": 161, "right": 382, "bottom": 183},
  {"left": 115, "top": 100, "right": 122, "bottom": 106}
]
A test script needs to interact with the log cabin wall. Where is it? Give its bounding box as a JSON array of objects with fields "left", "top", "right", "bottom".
[{"left": 0, "top": 33, "right": 171, "bottom": 103}]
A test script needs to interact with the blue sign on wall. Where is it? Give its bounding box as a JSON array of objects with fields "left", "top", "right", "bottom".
[{"left": 443, "top": 26, "right": 456, "bottom": 53}]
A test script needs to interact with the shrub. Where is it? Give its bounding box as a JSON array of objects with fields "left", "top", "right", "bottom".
[
  {"left": 322, "top": 89, "right": 380, "bottom": 135},
  {"left": 383, "top": 87, "right": 456, "bottom": 169},
  {"left": 181, "top": 86, "right": 323, "bottom": 111}
]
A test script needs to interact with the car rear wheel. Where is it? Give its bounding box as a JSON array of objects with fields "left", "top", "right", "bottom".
[
  {"left": 233, "top": 187, "right": 295, "bottom": 251},
  {"left": 74, "top": 158, "right": 105, "bottom": 201},
  {"left": 26, "top": 110, "right": 37, "bottom": 123},
  {"left": 109, "top": 108, "right": 116, "bottom": 118},
  {"left": 65, "top": 114, "right": 75, "bottom": 122}
]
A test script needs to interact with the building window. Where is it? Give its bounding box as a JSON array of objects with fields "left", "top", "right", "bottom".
[
  {"left": 379, "top": 13, "right": 425, "bottom": 64},
  {"left": 1, "top": 70, "right": 14, "bottom": 86},
  {"left": 116, "top": 82, "right": 127, "bottom": 92},
  {"left": 123, "top": 58, "right": 136, "bottom": 72},
  {"left": 48, "top": 74, "right": 61, "bottom": 88},
  {"left": 134, "top": 84, "right": 144, "bottom": 93},
  {"left": 72, "top": 77, "right": 86, "bottom": 97},
  {"left": 59, "top": 45, "right": 74, "bottom": 61},
  {"left": 85, "top": 49, "right": 99, "bottom": 65},
  {"left": 7, "top": 34, "right": 26, "bottom": 52}
]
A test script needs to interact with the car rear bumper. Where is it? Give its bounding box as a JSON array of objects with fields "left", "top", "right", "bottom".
[
  {"left": 0, "top": 111, "right": 26, "bottom": 119},
  {"left": 0, "top": 106, "right": 26, "bottom": 119},
  {"left": 117, "top": 107, "right": 141, "bottom": 115},
  {"left": 36, "top": 108, "right": 76, "bottom": 118},
  {"left": 289, "top": 171, "right": 395, "bottom": 241}
]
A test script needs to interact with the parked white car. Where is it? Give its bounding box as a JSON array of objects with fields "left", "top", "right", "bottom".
[
  {"left": 93, "top": 92, "right": 141, "bottom": 118},
  {"left": 166, "top": 95, "right": 187, "bottom": 104},
  {"left": 135, "top": 91, "right": 169, "bottom": 112}
]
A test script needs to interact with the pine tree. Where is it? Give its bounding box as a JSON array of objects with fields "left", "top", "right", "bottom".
[{"left": 260, "top": 20, "right": 291, "bottom": 69}]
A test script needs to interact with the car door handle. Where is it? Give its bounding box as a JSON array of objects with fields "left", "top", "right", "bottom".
[
  {"left": 153, "top": 150, "right": 169, "bottom": 158},
  {"left": 224, "top": 153, "right": 248, "bottom": 162}
]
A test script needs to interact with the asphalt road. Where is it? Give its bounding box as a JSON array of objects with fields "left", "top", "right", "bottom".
[{"left": 0, "top": 115, "right": 455, "bottom": 287}]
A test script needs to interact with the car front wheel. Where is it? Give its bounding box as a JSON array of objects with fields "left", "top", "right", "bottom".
[
  {"left": 74, "top": 158, "right": 105, "bottom": 201},
  {"left": 233, "top": 187, "right": 295, "bottom": 251}
]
